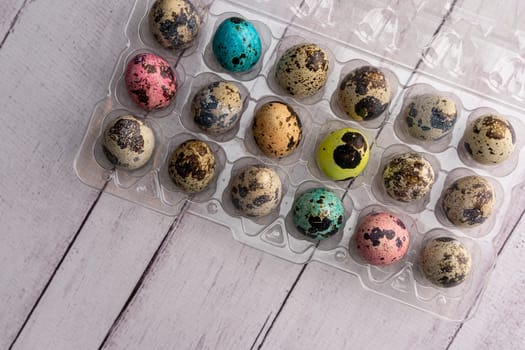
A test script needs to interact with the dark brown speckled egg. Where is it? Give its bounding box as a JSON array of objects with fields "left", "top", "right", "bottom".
[
  {"left": 149, "top": 0, "right": 201, "bottom": 50},
  {"left": 230, "top": 165, "right": 282, "bottom": 217},
  {"left": 275, "top": 43, "right": 329, "bottom": 98},
  {"left": 338, "top": 66, "right": 391, "bottom": 121},
  {"left": 441, "top": 175, "right": 495, "bottom": 227},
  {"left": 419, "top": 237, "right": 471, "bottom": 288},
  {"left": 168, "top": 140, "right": 216, "bottom": 193},
  {"left": 464, "top": 114, "right": 515, "bottom": 165}
]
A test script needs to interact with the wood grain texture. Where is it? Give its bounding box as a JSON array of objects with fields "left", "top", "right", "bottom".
[
  {"left": 258, "top": 262, "right": 460, "bottom": 350},
  {"left": 11, "top": 193, "right": 175, "bottom": 350},
  {"left": 0, "top": 0, "right": 134, "bottom": 347},
  {"left": 3, "top": 0, "right": 525, "bottom": 350},
  {"left": 448, "top": 189, "right": 525, "bottom": 350},
  {"left": 0, "top": 0, "right": 26, "bottom": 43},
  {"left": 101, "top": 212, "right": 303, "bottom": 350}
]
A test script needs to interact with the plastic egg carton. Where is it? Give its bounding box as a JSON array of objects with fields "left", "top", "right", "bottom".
[{"left": 75, "top": 0, "right": 525, "bottom": 321}]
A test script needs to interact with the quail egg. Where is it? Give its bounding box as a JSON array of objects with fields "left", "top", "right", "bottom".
[
  {"left": 192, "top": 81, "right": 243, "bottom": 134},
  {"left": 275, "top": 43, "right": 329, "bottom": 98},
  {"left": 292, "top": 188, "right": 345, "bottom": 241},
  {"left": 404, "top": 94, "right": 457, "bottom": 141},
  {"left": 419, "top": 237, "right": 472, "bottom": 288},
  {"left": 168, "top": 139, "right": 216, "bottom": 193},
  {"left": 124, "top": 52, "right": 177, "bottom": 111},
  {"left": 212, "top": 17, "right": 262, "bottom": 73},
  {"left": 338, "top": 66, "right": 391, "bottom": 121},
  {"left": 464, "top": 114, "right": 516, "bottom": 165},
  {"left": 382, "top": 153, "right": 435, "bottom": 202},
  {"left": 149, "top": 0, "right": 201, "bottom": 50},
  {"left": 103, "top": 115, "right": 155, "bottom": 170},
  {"left": 230, "top": 165, "right": 282, "bottom": 217},
  {"left": 316, "top": 128, "right": 370, "bottom": 181},
  {"left": 441, "top": 175, "right": 495, "bottom": 227},
  {"left": 354, "top": 212, "right": 410, "bottom": 266},
  {"left": 252, "top": 101, "right": 302, "bottom": 158}
]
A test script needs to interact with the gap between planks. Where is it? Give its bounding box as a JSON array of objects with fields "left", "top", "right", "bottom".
[{"left": 254, "top": 0, "right": 461, "bottom": 348}]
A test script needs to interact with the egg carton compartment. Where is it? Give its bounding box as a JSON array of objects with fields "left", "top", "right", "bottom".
[{"left": 75, "top": 0, "right": 525, "bottom": 321}]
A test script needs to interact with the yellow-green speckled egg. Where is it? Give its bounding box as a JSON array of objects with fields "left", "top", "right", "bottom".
[{"left": 316, "top": 128, "right": 370, "bottom": 181}]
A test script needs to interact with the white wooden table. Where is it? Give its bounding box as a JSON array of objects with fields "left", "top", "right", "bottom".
[{"left": 1, "top": 0, "right": 524, "bottom": 349}]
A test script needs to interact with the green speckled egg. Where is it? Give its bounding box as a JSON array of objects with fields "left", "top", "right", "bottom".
[
  {"left": 316, "top": 128, "right": 370, "bottom": 181},
  {"left": 419, "top": 237, "right": 472, "bottom": 288},
  {"left": 292, "top": 188, "right": 345, "bottom": 241}
]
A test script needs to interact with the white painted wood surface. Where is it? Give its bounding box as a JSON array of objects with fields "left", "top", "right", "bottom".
[{"left": 1, "top": 1, "right": 524, "bottom": 350}]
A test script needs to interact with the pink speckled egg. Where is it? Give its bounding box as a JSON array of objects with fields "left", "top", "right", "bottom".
[
  {"left": 124, "top": 52, "right": 177, "bottom": 111},
  {"left": 354, "top": 212, "right": 410, "bottom": 266}
]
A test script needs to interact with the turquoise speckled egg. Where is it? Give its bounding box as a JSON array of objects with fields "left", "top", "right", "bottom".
[
  {"left": 292, "top": 188, "right": 345, "bottom": 241},
  {"left": 212, "top": 17, "right": 262, "bottom": 73}
]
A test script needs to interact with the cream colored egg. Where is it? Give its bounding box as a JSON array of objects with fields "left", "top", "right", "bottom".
[{"left": 103, "top": 115, "right": 155, "bottom": 170}]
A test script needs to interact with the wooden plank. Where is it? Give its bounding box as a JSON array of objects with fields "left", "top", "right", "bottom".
[
  {"left": 447, "top": 186, "right": 525, "bottom": 350},
  {"left": 0, "top": 0, "right": 26, "bottom": 42},
  {"left": 10, "top": 193, "right": 175, "bottom": 350},
  {"left": 100, "top": 212, "right": 303, "bottom": 350},
  {"left": 0, "top": 0, "right": 134, "bottom": 347}
]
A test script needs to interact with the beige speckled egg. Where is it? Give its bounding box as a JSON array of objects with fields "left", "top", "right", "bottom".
[
  {"left": 230, "top": 165, "right": 282, "bottom": 217},
  {"left": 275, "top": 43, "right": 329, "bottom": 98},
  {"left": 419, "top": 237, "right": 472, "bottom": 288},
  {"left": 404, "top": 94, "right": 457, "bottom": 141},
  {"left": 338, "top": 66, "right": 391, "bottom": 121},
  {"left": 464, "top": 114, "right": 516, "bottom": 165},
  {"left": 252, "top": 101, "right": 302, "bottom": 158},
  {"left": 103, "top": 115, "right": 155, "bottom": 170},
  {"left": 192, "top": 81, "right": 243, "bottom": 134},
  {"left": 382, "top": 153, "right": 435, "bottom": 202},
  {"left": 168, "top": 140, "right": 216, "bottom": 193},
  {"left": 442, "top": 175, "right": 495, "bottom": 227},
  {"left": 149, "top": 0, "right": 201, "bottom": 50}
]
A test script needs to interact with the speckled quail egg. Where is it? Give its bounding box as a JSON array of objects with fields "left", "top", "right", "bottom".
[
  {"left": 464, "top": 114, "right": 516, "bottom": 165},
  {"left": 168, "top": 140, "right": 216, "bottom": 193},
  {"left": 125, "top": 52, "right": 177, "bottom": 111},
  {"left": 292, "top": 188, "right": 345, "bottom": 241},
  {"left": 382, "top": 153, "right": 435, "bottom": 202},
  {"left": 212, "top": 17, "right": 262, "bottom": 73},
  {"left": 354, "top": 212, "right": 410, "bottom": 266},
  {"left": 275, "top": 43, "right": 329, "bottom": 98},
  {"left": 338, "top": 66, "right": 391, "bottom": 121},
  {"left": 149, "top": 0, "right": 201, "bottom": 50},
  {"left": 441, "top": 175, "right": 495, "bottom": 227},
  {"left": 192, "top": 81, "right": 243, "bottom": 134},
  {"left": 316, "top": 128, "right": 370, "bottom": 181},
  {"left": 230, "top": 165, "right": 282, "bottom": 217},
  {"left": 252, "top": 101, "right": 302, "bottom": 158},
  {"left": 103, "top": 115, "right": 155, "bottom": 170},
  {"left": 419, "top": 237, "right": 472, "bottom": 288},
  {"left": 404, "top": 94, "right": 458, "bottom": 141}
]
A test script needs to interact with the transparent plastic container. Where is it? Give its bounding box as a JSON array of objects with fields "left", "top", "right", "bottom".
[{"left": 75, "top": 0, "right": 525, "bottom": 321}]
